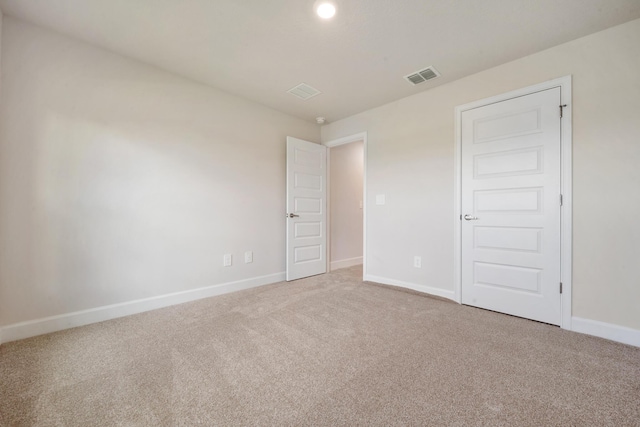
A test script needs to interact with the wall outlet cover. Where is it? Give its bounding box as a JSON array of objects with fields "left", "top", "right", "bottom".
[{"left": 223, "top": 254, "right": 232, "bottom": 267}]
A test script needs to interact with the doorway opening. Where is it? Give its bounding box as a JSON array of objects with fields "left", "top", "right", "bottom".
[{"left": 325, "top": 132, "right": 367, "bottom": 278}]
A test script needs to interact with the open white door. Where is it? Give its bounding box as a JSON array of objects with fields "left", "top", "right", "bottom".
[
  {"left": 461, "top": 87, "right": 562, "bottom": 325},
  {"left": 286, "top": 137, "right": 327, "bottom": 281}
]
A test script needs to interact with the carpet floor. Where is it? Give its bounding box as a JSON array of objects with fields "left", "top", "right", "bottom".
[{"left": 1, "top": 265, "right": 639, "bottom": 426}]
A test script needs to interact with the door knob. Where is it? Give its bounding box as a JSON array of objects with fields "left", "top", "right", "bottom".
[
  {"left": 464, "top": 214, "right": 479, "bottom": 221},
  {"left": 287, "top": 213, "right": 300, "bottom": 218}
]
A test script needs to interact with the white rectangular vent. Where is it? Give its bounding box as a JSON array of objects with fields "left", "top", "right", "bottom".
[
  {"left": 404, "top": 66, "right": 440, "bottom": 85},
  {"left": 287, "top": 83, "right": 321, "bottom": 100}
]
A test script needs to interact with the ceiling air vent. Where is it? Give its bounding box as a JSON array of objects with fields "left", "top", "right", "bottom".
[
  {"left": 287, "top": 83, "right": 322, "bottom": 100},
  {"left": 404, "top": 66, "right": 440, "bottom": 86}
]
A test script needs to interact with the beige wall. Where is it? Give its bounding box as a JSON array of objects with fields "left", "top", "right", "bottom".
[
  {"left": 0, "top": 18, "right": 319, "bottom": 327},
  {"left": 322, "top": 18, "right": 640, "bottom": 330},
  {"left": 330, "top": 141, "right": 363, "bottom": 266}
]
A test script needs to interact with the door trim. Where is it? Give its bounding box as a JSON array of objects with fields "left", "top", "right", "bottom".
[
  {"left": 324, "top": 132, "right": 368, "bottom": 280},
  {"left": 454, "top": 76, "right": 573, "bottom": 329}
]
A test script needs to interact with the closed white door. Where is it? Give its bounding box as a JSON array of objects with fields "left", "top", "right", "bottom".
[
  {"left": 286, "top": 137, "right": 327, "bottom": 281},
  {"left": 461, "top": 88, "right": 562, "bottom": 325}
]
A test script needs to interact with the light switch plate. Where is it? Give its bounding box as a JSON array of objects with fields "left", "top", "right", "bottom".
[
  {"left": 376, "top": 194, "right": 386, "bottom": 205},
  {"left": 244, "top": 251, "right": 253, "bottom": 263}
]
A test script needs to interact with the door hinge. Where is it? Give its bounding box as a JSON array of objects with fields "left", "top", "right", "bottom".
[
  {"left": 560, "top": 282, "right": 563, "bottom": 294},
  {"left": 560, "top": 194, "right": 563, "bottom": 206},
  {"left": 460, "top": 214, "right": 462, "bottom": 220},
  {"left": 560, "top": 104, "right": 567, "bottom": 118}
]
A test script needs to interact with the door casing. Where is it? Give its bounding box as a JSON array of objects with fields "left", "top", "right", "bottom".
[{"left": 454, "top": 76, "right": 573, "bottom": 329}]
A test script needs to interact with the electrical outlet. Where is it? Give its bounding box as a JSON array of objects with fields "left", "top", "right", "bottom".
[
  {"left": 223, "top": 254, "right": 232, "bottom": 267},
  {"left": 244, "top": 251, "right": 253, "bottom": 263},
  {"left": 414, "top": 256, "right": 422, "bottom": 268}
]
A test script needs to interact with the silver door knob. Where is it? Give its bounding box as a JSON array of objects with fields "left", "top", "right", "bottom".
[
  {"left": 287, "top": 213, "right": 300, "bottom": 218},
  {"left": 464, "top": 214, "right": 479, "bottom": 221}
]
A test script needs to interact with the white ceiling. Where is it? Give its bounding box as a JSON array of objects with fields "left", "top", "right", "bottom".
[{"left": 1, "top": 0, "right": 639, "bottom": 123}]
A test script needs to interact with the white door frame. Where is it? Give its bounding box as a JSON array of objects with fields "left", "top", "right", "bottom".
[
  {"left": 454, "top": 76, "right": 573, "bottom": 329},
  {"left": 324, "top": 132, "right": 368, "bottom": 280}
]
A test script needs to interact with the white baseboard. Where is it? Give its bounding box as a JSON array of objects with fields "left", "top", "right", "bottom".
[
  {"left": 0, "top": 272, "right": 285, "bottom": 345},
  {"left": 331, "top": 256, "right": 363, "bottom": 271},
  {"left": 5, "top": 273, "right": 637, "bottom": 349},
  {"left": 364, "top": 274, "right": 456, "bottom": 302},
  {"left": 571, "top": 317, "right": 640, "bottom": 347}
]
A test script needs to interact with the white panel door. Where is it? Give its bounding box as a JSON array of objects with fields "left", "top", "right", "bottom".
[
  {"left": 286, "top": 137, "right": 327, "bottom": 281},
  {"left": 461, "top": 88, "right": 562, "bottom": 325}
]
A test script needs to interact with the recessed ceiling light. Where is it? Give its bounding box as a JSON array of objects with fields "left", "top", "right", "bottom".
[{"left": 314, "top": 1, "right": 336, "bottom": 19}]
